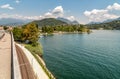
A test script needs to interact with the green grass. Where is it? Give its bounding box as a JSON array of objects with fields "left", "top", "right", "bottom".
[{"left": 25, "top": 43, "right": 43, "bottom": 56}]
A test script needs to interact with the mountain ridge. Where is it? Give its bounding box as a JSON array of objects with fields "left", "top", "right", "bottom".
[
  {"left": 0, "top": 18, "right": 30, "bottom": 26},
  {"left": 57, "top": 17, "right": 79, "bottom": 25},
  {"left": 88, "top": 17, "right": 120, "bottom": 24},
  {"left": 32, "top": 18, "right": 67, "bottom": 27},
  {"left": 87, "top": 18, "right": 120, "bottom": 30}
]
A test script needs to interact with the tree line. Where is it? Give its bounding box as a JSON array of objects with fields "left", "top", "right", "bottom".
[
  {"left": 12, "top": 23, "right": 91, "bottom": 46},
  {"left": 41, "top": 25, "right": 90, "bottom": 33},
  {"left": 87, "top": 20, "right": 120, "bottom": 30}
]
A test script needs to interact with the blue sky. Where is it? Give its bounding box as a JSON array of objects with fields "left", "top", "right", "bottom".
[{"left": 0, "top": 0, "right": 120, "bottom": 24}]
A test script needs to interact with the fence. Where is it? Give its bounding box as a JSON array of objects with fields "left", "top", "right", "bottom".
[{"left": 10, "top": 32, "right": 22, "bottom": 79}]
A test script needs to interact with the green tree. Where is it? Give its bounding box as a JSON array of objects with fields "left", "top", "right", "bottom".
[
  {"left": 23, "top": 23, "right": 40, "bottom": 46},
  {"left": 3, "top": 26, "right": 8, "bottom": 30},
  {"left": 13, "top": 27, "right": 23, "bottom": 41}
]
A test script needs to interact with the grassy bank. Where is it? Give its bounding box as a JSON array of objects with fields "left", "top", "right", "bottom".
[{"left": 25, "top": 43, "right": 43, "bottom": 56}]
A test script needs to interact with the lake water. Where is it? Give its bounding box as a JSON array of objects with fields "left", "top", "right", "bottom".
[{"left": 40, "top": 30, "right": 120, "bottom": 79}]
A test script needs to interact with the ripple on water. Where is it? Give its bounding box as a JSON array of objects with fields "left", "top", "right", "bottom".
[{"left": 40, "top": 30, "right": 120, "bottom": 79}]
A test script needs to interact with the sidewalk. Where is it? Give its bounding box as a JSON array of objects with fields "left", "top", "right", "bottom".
[{"left": 0, "top": 33, "right": 11, "bottom": 79}]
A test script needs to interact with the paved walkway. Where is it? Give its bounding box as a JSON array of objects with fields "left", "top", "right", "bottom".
[{"left": 0, "top": 33, "right": 11, "bottom": 79}]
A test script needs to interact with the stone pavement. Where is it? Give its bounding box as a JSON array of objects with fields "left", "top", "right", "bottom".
[{"left": 0, "top": 33, "right": 11, "bottom": 79}]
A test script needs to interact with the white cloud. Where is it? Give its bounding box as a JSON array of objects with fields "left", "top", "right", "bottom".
[
  {"left": 16, "top": 0, "right": 20, "bottom": 4},
  {"left": 44, "top": 12, "right": 54, "bottom": 18},
  {"left": 53, "top": 6, "right": 63, "bottom": 13},
  {"left": 45, "top": 6, "right": 76, "bottom": 21},
  {"left": 67, "top": 16, "right": 75, "bottom": 21},
  {"left": 0, "top": 6, "right": 77, "bottom": 22},
  {"left": 107, "top": 3, "right": 120, "bottom": 10},
  {"left": 52, "top": 6, "right": 64, "bottom": 17},
  {"left": 0, "top": 14, "right": 23, "bottom": 19},
  {"left": 0, "top": 4, "right": 14, "bottom": 10},
  {"left": 84, "top": 3, "right": 120, "bottom": 22},
  {"left": 42, "top": 6, "right": 64, "bottom": 18},
  {"left": 84, "top": 9, "right": 108, "bottom": 16},
  {"left": 0, "top": 13, "right": 44, "bottom": 20}
]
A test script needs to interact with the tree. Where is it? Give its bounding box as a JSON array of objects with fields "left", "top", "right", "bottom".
[
  {"left": 13, "top": 27, "right": 23, "bottom": 41},
  {"left": 3, "top": 26, "right": 8, "bottom": 30},
  {"left": 22, "top": 23, "right": 40, "bottom": 46}
]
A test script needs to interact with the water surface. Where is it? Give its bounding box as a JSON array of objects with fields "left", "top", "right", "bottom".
[{"left": 40, "top": 30, "right": 120, "bottom": 79}]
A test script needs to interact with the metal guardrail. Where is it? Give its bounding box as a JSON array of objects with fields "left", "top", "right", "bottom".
[
  {"left": 10, "top": 32, "right": 14, "bottom": 79},
  {"left": 10, "top": 32, "right": 22, "bottom": 79}
]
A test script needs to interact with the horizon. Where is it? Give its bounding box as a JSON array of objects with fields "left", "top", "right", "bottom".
[{"left": 0, "top": 0, "right": 120, "bottom": 24}]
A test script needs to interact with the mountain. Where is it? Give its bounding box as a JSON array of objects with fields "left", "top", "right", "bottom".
[
  {"left": 88, "top": 17, "right": 120, "bottom": 24},
  {"left": 4, "top": 22, "right": 26, "bottom": 26},
  {"left": 88, "top": 21, "right": 101, "bottom": 24},
  {"left": 57, "top": 17, "right": 72, "bottom": 24},
  {"left": 32, "top": 18, "right": 67, "bottom": 27},
  {"left": 116, "top": 17, "right": 120, "bottom": 20},
  {"left": 0, "top": 18, "right": 30, "bottom": 26},
  {"left": 0, "top": 17, "right": 79, "bottom": 26},
  {"left": 87, "top": 19, "right": 120, "bottom": 30},
  {"left": 102, "top": 19, "right": 115, "bottom": 23},
  {"left": 71, "top": 20, "right": 79, "bottom": 25},
  {"left": 57, "top": 17, "right": 79, "bottom": 25}
]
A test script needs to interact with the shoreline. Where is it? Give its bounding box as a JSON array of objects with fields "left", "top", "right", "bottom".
[
  {"left": 17, "top": 43, "right": 55, "bottom": 79},
  {"left": 40, "top": 31, "right": 91, "bottom": 36}
]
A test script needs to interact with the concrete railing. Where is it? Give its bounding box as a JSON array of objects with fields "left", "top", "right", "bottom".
[
  {"left": 11, "top": 32, "right": 22, "bottom": 79},
  {"left": 16, "top": 44, "right": 50, "bottom": 79}
]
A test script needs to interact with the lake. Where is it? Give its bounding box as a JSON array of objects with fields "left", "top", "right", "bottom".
[{"left": 40, "top": 30, "right": 120, "bottom": 79}]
